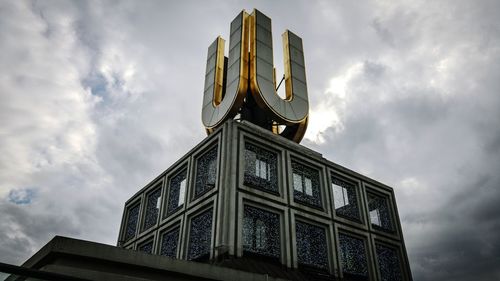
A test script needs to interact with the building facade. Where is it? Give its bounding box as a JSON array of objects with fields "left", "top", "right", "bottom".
[{"left": 117, "top": 120, "right": 412, "bottom": 281}]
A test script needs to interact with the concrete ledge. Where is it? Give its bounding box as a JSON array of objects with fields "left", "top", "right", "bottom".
[{"left": 23, "top": 236, "right": 288, "bottom": 281}]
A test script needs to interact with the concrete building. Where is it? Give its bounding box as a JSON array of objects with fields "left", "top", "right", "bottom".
[{"left": 117, "top": 120, "right": 412, "bottom": 281}]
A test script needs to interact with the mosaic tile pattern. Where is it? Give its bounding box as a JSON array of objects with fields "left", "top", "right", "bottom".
[
  {"left": 296, "top": 221, "right": 328, "bottom": 269},
  {"left": 339, "top": 233, "right": 369, "bottom": 278},
  {"left": 187, "top": 209, "right": 213, "bottom": 260},
  {"left": 166, "top": 169, "right": 187, "bottom": 216},
  {"left": 244, "top": 142, "right": 278, "bottom": 194},
  {"left": 376, "top": 244, "right": 403, "bottom": 281},
  {"left": 160, "top": 227, "right": 180, "bottom": 258},
  {"left": 243, "top": 205, "right": 280, "bottom": 258},
  {"left": 124, "top": 204, "right": 140, "bottom": 241},
  {"left": 143, "top": 186, "right": 162, "bottom": 231},
  {"left": 194, "top": 146, "right": 218, "bottom": 199},
  {"left": 138, "top": 240, "right": 153, "bottom": 254}
]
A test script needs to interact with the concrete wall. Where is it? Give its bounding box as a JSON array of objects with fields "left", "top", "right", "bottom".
[{"left": 117, "top": 120, "right": 412, "bottom": 281}]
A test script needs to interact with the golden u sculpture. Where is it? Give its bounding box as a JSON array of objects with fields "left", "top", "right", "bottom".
[{"left": 202, "top": 9, "right": 309, "bottom": 143}]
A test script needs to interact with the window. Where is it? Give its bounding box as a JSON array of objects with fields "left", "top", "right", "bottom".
[
  {"left": 296, "top": 221, "right": 329, "bottom": 270},
  {"left": 255, "top": 158, "right": 270, "bottom": 180},
  {"left": 244, "top": 143, "right": 278, "bottom": 193},
  {"left": 194, "top": 146, "right": 218, "bottom": 199},
  {"left": 166, "top": 169, "right": 187, "bottom": 216},
  {"left": 160, "top": 226, "right": 180, "bottom": 258},
  {"left": 187, "top": 209, "right": 213, "bottom": 261},
  {"left": 142, "top": 186, "right": 162, "bottom": 231},
  {"left": 368, "top": 192, "right": 394, "bottom": 232},
  {"left": 376, "top": 244, "right": 403, "bottom": 281},
  {"left": 332, "top": 177, "right": 360, "bottom": 221},
  {"left": 243, "top": 205, "right": 280, "bottom": 258},
  {"left": 138, "top": 239, "right": 153, "bottom": 254},
  {"left": 124, "top": 204, "right": 140, "bottom": 242},
  {"left": 292, "top": 161, "right": 322, "bottom": 208},
  {"left": 339, "top": 233, "right": 369, "bottom": 280}
]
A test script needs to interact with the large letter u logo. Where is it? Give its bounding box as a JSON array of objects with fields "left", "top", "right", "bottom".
[
  {"left": 202, "top": 9, "right": 309, "bottom": 143},
  {"left": 249, "top": 10, "right": 309, "bottom": 142}
]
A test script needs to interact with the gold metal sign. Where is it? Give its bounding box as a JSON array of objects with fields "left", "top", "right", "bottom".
[{"left": 202, "top": 9, "right": 309, "bottom": 143}]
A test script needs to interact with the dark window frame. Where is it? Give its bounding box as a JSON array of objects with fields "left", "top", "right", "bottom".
[
  {"left": 374, "top": 241, "right": 405, "bottom": 281},
  {"left": 123, "top": 201, "right": 141, "bottom": 243},
  {"left": 338, "top": 231, "right": 371, "bottom": 281},
  {"left": 187, "top": 207, "right": 214, "bottom": 261},
  {"left": 165, "top": 167, "right": 188, "bottom": 218},
  {"left": 141, "top": 183, "right": 163, "bottom": 232},
  {"left": 295, "top": 219, "right": 330, "bottom": 271},
  {"left": 367, "top": 190, "right": 396, "bottom": 234},
  {"left": 193, "top": 145, "right": 219, "bottom": 200},
  {"left": 243, "top": 141, "right": 280, "bottom": 195},
  {"left": 137, "top": 237, "right": 154, "bottom": 254},
  {"left": 242, "top": 204, "right": 282, "bottom": 261},
  {"left": 332, "top": 175, "right": 362, "bottom": 223},
  {"left": 159, "top": 224, "right": 181, "bottom": 258},
  {"left": 291, "top": 161, "right": 323, "bottom": 209}
]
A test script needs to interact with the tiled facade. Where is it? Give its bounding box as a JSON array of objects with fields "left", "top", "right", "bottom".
[{"left": 118, "top": 120, "right": 412, "bottom": 281}]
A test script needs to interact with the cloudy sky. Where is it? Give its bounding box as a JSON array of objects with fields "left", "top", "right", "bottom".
[{"left": 1, "top": 0, "right": 499, "bottom": 280}]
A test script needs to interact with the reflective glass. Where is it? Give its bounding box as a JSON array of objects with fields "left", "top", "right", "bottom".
[
  {"left": 292, "top": 162, "right": 322, "bottom": 208},
  {"left": 368, "top": 193, "right": 394, "bottom": 232},
  {"left": 332, "top": 177, "right": 360, "bottom": 221}
]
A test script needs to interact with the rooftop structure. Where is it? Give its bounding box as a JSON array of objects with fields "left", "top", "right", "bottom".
[{"left": 118, "top": 120, "right": 412, "bottom": 281}]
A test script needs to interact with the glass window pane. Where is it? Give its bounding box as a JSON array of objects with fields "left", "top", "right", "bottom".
[
  {"left": 292, "top": 162, "right": 322, "bottom": 208},
  {"left": 187, "top": 209, "right": 213, "bottom": 260},
  {"left": 207, "top": 159, "right": 216, "bottom": 185},
  {"left": 167, "top": 170, "right": 187, "bottom": 216},
  {"left": 143, "top": 187, "right": 161, "bottom": 231},
  {"left": 333, "top": 183, "right": 345, "bottom": 208},
  {"left": 304, "top": 177, "right": 313, "bottom": 196},
  {"left": 124, "top": 204, "right": 140, "bottom": 241},
  {"left": 370, "top": 209, "right": 381, "bottom": 226},
  {"left": 178, "top": 179, "right": 186, "bottom": 207},
  {"left": 194, "top": 146, "right": 218, "bottom": 199},
  {"left": 293, "top": 173, "right": 303, "bottom": 192},
  {"left": 368, "top": 193, "right": 394, "bottom": 232},
  {"left": 339, "top": 233, "right": 369, "bottom": 279},
  {"left": 376, "top": 244, "right": 403, "bottom": 281},
  {"left": 332, "top": 177, "right": 360, "bottom": 221},
  {"left": 296, "top": 221, "right": 329, "bottom": 269},
  {"left": 244, "top": 142, "right": 278, "bottom": 193},
  {"left": 243, "top": 205, "right": 280, "bottom": 258},
  {"left": 160, "top": 227, "right": 180, "bottom": 258}
]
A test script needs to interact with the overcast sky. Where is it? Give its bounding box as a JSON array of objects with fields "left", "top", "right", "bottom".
[{"left": 1, "top": 0, "right": 499, "bottom": 280}]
